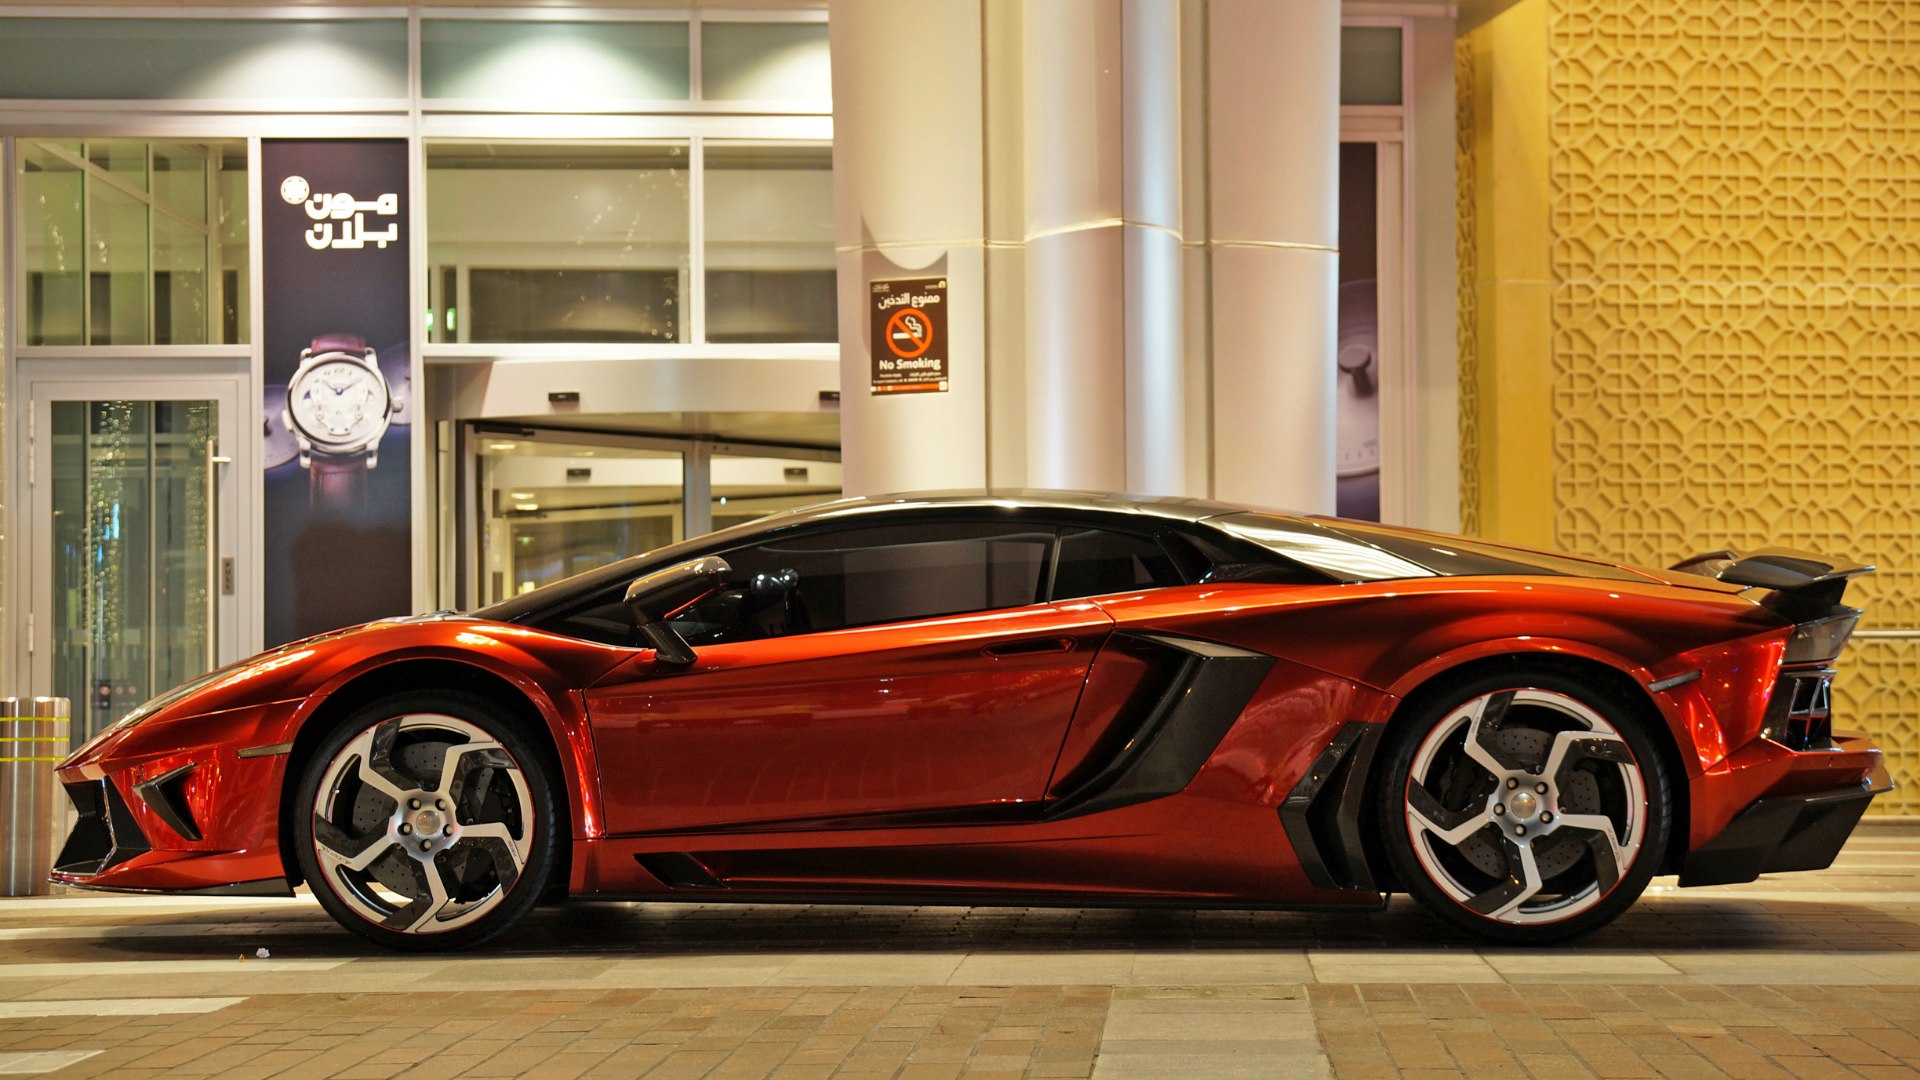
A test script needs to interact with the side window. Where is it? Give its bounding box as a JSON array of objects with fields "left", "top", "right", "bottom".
[
  {"left": 540, "top": 588, "right": 641, "bottom": 647},
  {"left": 1050, "top": 528, "right": 1185, "bottom": 600},
  {"left": 671, "top": 522, "right": 1055, "bottom": 646}
]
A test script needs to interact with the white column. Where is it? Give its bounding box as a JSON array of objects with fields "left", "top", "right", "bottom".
[
  {"left": 1021, "top": 0, "right": 1185, "bottom": 495},
  {"left": 1207, "top": 0, "right": 1340, "bottom": 513},
  {"left": 829, "top": 0, "right": 988, "bottom": 496},
  {"left": 1021, "top": 0, "right": 1125, "bottom": 492},
  {"left": 1120, "top": 0, "right": 1185, "bottom": 496}
]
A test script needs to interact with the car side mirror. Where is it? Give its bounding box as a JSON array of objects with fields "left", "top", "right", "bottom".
[{"left": 623, "top": 556, "right": 732, "bottom": 666}]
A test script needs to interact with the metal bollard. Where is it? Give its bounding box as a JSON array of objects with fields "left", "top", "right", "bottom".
[{"left": 1, "top": 697, "right": 71, "bottom": 897}]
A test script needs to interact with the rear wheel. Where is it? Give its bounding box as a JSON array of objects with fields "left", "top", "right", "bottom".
[
  {"left": 1379, "top": 669, "right": 1670, "bottom": 944},
  {"left": 293, "top": 691, "right": 558, "bottom": 951}
]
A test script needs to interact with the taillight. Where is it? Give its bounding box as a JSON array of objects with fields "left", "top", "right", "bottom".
[{"left": 1783, "top": 609, "right": 1860, "bottom": 665}]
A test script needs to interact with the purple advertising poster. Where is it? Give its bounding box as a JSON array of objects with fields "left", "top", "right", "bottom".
[
  {"left": 260, "top": 140, "right": 413, "bottom": 645},
  {"left": 1336, "top": 142, "right": 1381, "bottom": 522}
]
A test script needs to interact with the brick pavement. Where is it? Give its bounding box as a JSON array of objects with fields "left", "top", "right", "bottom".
[{"left": 1, "top": 823, "right": 1919, "bottom": 1077}]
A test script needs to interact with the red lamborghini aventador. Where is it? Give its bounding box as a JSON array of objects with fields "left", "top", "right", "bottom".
[{"left": 52, "top": 492, "right": 1889, "bottom": 949}]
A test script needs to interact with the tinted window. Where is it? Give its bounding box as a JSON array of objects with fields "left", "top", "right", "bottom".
[
  {"left": 538, "top": 589, "right": 639, "bottom": 647},
  {"left": 1050, "top": 528, "right": 1183, "bottom": 600},
  {"left": 669, "top": 522, "right": 1054, "bottom": 646}
]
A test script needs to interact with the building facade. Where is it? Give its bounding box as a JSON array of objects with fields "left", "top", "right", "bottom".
[{"left": 21, "top": 0, "right": 1907, "bottom": 816}]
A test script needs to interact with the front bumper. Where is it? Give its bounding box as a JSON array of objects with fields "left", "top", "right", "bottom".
[
  {"left": 51, "top": 776, "right": 294, "bottom": 897},
  {"left": 1680, "top": 730, "right": 1892, "bottom": 887},
  {"left": 49, "top": 700, "right": 300, "bottom": 896}
]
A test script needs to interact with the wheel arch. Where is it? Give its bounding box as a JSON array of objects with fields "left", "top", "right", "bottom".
[
  {"left": 1359, "top": 649, "right": 1692, "bottom": 889},
  {"left": 276, "top": 657, "right": 575, "bottom": 894}
]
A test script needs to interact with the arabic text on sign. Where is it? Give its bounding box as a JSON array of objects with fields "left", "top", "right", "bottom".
[{"left": 305, "top": 218, "right": 399, "bottom": 251}]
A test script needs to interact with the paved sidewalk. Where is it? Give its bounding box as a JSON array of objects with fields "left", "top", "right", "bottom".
[{"left": 2, "top": 823, "right": 1918, "bottom": 1077}]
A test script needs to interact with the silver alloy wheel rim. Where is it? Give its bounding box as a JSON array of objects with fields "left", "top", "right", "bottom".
[
  {"left": 310, "top": 714, "right": 533, "bottom": 934},
  {"left": 1404, "top": 688, "right": 1646, "bottom": 925}
]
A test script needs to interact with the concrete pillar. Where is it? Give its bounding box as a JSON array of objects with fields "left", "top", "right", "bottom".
[
  {"left": 1021, "top": 0, "right": 1185, "bottom": 495},
  {"left": 1021, "top": 0, "right": 1124, "bottom": 491},
  {"left": 828, "top": 0, "right": 989, "bottom": 496},
  {"left": 834, "top": 0, "right": 1336, "bottom": 505},
  {"left": 1207, "top": 0, "right": 1341, "bottom": 513},
  {"left": 1120, "top": 0, "right": 1186, "bottom": 496}
]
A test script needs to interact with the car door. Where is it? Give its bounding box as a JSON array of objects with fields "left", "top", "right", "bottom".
[{"left": 583, "top": 518, "right": 1114, "bottom": 835}]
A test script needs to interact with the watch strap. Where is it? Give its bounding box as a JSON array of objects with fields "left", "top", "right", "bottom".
[
  {"left": 309, "top": 333, "right": 368, "bottom": 357},
  {"left": 309, "top": 453, "right": 370, "bottom": 509}
]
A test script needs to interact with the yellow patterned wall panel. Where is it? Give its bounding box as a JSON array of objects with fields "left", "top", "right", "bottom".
[
  {"left": 1509, "top": 0, "right": 1920, "bottom": 811},
  {"left": 1832, "top": 636, "right": 1920, "bottom": 815},
  {"left": 1456, "top": 35, "right": 1482, "bottom": 537}
]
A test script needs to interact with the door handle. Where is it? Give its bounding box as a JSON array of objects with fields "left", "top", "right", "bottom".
[
  {"left": 204, "top": 438, "right": 220, "bottom": 672},
  {"left": 984, "top": 637, "right": 1076, "bottom": 658}
]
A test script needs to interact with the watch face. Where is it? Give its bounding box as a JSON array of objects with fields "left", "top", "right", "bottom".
[{"left": 288, "top": 358, "right": 389, "bottom": 450}]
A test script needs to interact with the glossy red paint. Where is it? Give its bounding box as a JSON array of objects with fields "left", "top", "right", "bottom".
[
  {"left": 49, "top": 498, "right": 1886, "bottom": 921},
  {"left": 577, "top": 654, "right": 1392, "bottom": 906},
  {"left": 585, "top": 602, "right": 1114, "bottom": 835}
]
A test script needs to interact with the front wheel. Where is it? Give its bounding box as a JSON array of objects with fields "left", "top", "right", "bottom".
[
  {"left": 1378, "top": 670, "right": 1671, "bottom": 945},
  {"left": 293, "top": 691, "right": 559, "bottom": 951}
]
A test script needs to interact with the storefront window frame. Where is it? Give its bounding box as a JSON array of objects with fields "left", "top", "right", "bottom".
[
  {"left": 424, "top": 137, "right": 698, "bottom": 347},
  {"left": 0, "top": 7, "right": 413, "bottom": 115},
  {"left": 1337, "top": 14, "right": 1417, "bottom": 526},
  {"left": 14, "top": 137, "right": 251, "bottom": 349},
  {"left": 405, "top": 8, "right": 836, "bottom": 362},
  {"left": 0, "top": 6, "right": 840, "bottom": 677},
  {"left": 1, "top": 6, "right": 837, "bottom": 365},
  {"left": 422, "top": 132, "right": 837, "bottom": 355},
  {"left": 416, "top": 7, "right": 831, "bottom": 117}
]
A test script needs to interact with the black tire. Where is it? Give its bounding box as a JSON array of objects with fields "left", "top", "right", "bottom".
[
  {"left": 1377, "top": 667, "right": 1671, "bottom": 945},
  {"left": 292, "top": 690, "right": 560, "bottom": 951}
]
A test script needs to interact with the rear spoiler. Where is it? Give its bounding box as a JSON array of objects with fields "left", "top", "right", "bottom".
[{"left": 1670, "top": 547, "right": 1874, "bottom": 636}]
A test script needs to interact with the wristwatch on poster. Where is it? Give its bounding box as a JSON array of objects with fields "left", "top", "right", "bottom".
[{"left": 282, "top": 334, "right": 400, "bottom": 508}]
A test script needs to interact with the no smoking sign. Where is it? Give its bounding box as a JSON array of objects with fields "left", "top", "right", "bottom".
[{"left": 870, "top": 277, "right": 948, "bottom": 394}]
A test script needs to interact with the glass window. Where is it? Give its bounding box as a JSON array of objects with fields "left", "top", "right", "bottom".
[
  {"left": 18, "top": 139, "right": 249, "bottom": 346},
  {"left": 704, "top": 143, "right": 836, "bottom": 343},
  {"left": 427, "top": 142, "right": 690, "bottom": 344},
  {"left": 672, "top": 523, "right": 1054, "bottom": 646},
  {"left": 0, "top": 18, "right": 406, "bottom": 101},
  {"left": 421, "top": 19, "right": 689, "bottom": 104},
  {"left": 1340, "top": 25, "right": 1403, "bottom": 106},
  {"left": 701, "top": 22, "right": 832, "bottom": 102},
  {"left": 1051, "top": 528, "right": 1184, "bottom": 601}
]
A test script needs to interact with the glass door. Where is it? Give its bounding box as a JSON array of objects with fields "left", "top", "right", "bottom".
[
  {"left": 458, "top": 426, "right": 845, "bottom": 609},
  {"left": 710, "top": 444, "right": 843, "bottom": 531},
  {"left": 24, "top": 375, "right": 243, "bottom": 748},
  {"left": 471, "top": 429, "right": 687, "bottom": 606}
]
